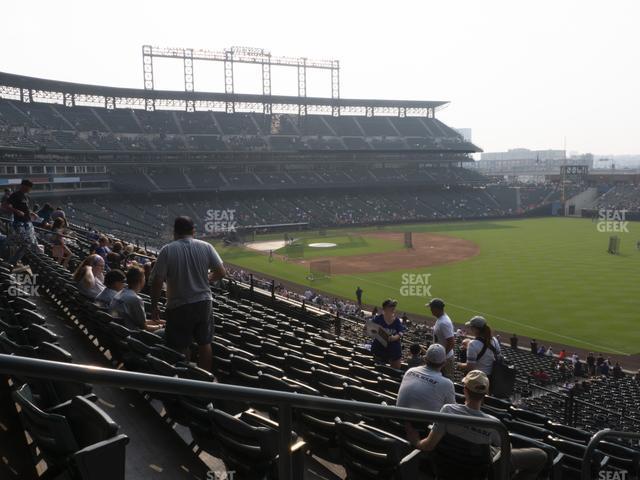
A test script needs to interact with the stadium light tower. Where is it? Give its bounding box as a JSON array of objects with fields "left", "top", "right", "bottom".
[{"left": 141, "top": 45, "right": 340, "bottom": 113}]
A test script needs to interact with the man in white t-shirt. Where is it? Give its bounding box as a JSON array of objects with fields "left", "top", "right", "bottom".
[
  {"left": 428, "top": 298, "right": 455, "bottom": 379},
  {"left": 397, "top": 344, "right": 455, "bottom": 413}
]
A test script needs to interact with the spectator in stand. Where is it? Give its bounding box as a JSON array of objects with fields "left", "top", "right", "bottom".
[
  {"left": 457, "top": 316, "right": 501, "bottom": 376},
  {"left": 409, "top": 370, "right": 547, "bottom": 480},
  {"left": 570, "top": 352, "right": 579, "bottom": 365},
  {"left": 535, "top": 369, "right": 550, "bottom": 384},
  {"left": 587, "top": 352, "right": 596, "bottom": 376},
  {"left": 50, "top": 217, "right": 72, "bottom": 267},
  {"left": 537, "top": 345, "right": 546, "bottom": 356},
  {"left": 407, "top": 343, "right": 425, "bottom": 368},
  {"left": 398, "top": 344, "right": 455, "bottom": 422},
  {"left": 546, "top": 347, "right": 554, "bottom": 357},
  {"left": 369, "top": 298, "right": 405, "bottom": 369},
  {"left": 574, "top": 360, "right": 585, "bottom": 377},
  {"left": 73, "top": 254, "right": 105, "bottom": 299},
  {"left": 95, "top": 235, "right": 111, "bottom": 260},
  {"left": 107, "top": 242, "right": 124, "bottom": 271},
  {"left": 3, "top": 179, "right": 36, "bottom": 267},
  {"left": 510, "top": 333, "right": 518, "bottom": 350},
  {"left": 598, "top": 360, "right": 610, "bottom": 376},
  {"left": 558, "top": 349, "right": 566, "bottom": 361},
  {"left": 150, "top": 216, "right": 226, "bottom": 371},
  {"left": 0, "top": 188, "right": 11, "bottom": 212},
  {"left": 37, "top": 203, "right": 54, "bottom": 224},
  {"left": 530, "top": 339, "right": 537, "bottom": 355},
  {"left": 428, "top": 298, "right": 455, "bottom": 378},
  {"left": 613, "top": 362, "right": 624, "bottom": 379},
  {"left": 50, "top": 206, "right": 66, "bottom": 222},
  {"left": 355, "top": 286, "right": 363, "bottom": 306},
  {"left": 596, "top": 353, "right": 605, "bottom": 368},
  {"left": 110, "top": 266, "right": 164, "bottom": 334},
  {"left": 95, "top": 269, "right": 126, "bottom": 307}
]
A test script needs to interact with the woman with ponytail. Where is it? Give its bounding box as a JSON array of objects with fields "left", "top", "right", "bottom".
[{"left": 458, "top": 316, "right": 501, "bottom": 376}]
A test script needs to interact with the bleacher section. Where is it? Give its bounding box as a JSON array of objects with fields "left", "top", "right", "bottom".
[{"left": 0, "top": 98, "right": 478, "bottom": 153}]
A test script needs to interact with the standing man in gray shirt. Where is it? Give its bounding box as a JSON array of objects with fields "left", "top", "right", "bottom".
[{"left": 150, "top": 217, "right": 226, "bottom": 371}]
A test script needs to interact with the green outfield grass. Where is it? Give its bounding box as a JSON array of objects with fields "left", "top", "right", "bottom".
[{"left": 216, "top": 218, "right": 640, "bottom": 355}]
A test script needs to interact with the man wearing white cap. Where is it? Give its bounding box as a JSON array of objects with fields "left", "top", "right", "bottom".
[
  {"left": 410, "top": 370, "right": 547, "bottom": 480},
  {"left": 397, "top": 344, "right": 455, "bottom": 413},
  {"left": 427, "top": 298, "right": 455, "bottom": 379}
]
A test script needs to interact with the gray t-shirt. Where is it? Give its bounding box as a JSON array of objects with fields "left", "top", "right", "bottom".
[
  {"left": 150, "top": 238, "right": 223, "bottom": 309},
  {"left": 432, "top": 404, "right": 501, "bottom": 446},
  {"left": 397, "top": 366, "right": 455, "bottom": 412},
  {"left": 466, "top": 337, "right": 501, "bottom": 375},
  {"left": 109, "top": 288, "right": 146, "bottom": 330}
]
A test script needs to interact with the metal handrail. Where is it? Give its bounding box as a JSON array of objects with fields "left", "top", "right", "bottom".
[
  {"left": 0, "top": 354, "right": 511, "bottom": 479},
  {"left": 581, "top": 429, "right": 640, "bottom": 480}
]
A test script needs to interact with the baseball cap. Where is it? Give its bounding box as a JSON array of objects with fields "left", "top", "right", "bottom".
[
  {"left": 465, "top": 315, "right": 487, "bottom": 329},
  {"left": 426, "top": 298, "right": 445, "bottom": 309},
  {"left": 462, "top": 370, "right": 490, "bottom": 394},
  {"left": 382, "top": 298, "right": 398, "bottom": 309},
  {"left": 21, "top": 179, "right": 33, "bottom": 187},
  {"left": 425, "top": 344, "right": 446, "bottom": 365}
]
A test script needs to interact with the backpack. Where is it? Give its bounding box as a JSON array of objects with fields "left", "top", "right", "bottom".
[{"left": 476, "top": 338, "right": 517, "bottom": 398}]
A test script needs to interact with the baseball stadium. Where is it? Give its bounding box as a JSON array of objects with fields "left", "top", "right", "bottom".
[{"left": 0, "top": 41, "right": 638, "bottom": 480}]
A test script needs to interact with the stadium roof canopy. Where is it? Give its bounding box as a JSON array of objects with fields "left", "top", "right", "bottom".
[{"left": 0, "top": 71, "right": 448, "bottom": 116}]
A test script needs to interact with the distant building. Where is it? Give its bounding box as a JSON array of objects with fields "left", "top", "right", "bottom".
[
  {"left": 455, "top": 128, "right": 472, "bottom": 142},
  {"left": 472, "top": 148, "right": 592, "bottom": 182},
  {"left": 480, "top": 148, "right": 565, "bottom": 162}
]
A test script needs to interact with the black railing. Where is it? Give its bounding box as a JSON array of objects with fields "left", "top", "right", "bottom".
[
  {"left": 581, "top": 429, "right": 640, "bottom": 480},
  {"left": 515, "top": 377, "right": 640, "bottom": 432},
  {"left": 0, "top": 354, "right": 512, "bottom": 479}
]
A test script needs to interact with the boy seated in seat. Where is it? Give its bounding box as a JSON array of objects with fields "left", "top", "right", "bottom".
[
  {"left": 110, "top": 266, "right": 164, "bottom": 334},
  {"left": 95, "top": 269, "right": 126, "bottom": 307}
]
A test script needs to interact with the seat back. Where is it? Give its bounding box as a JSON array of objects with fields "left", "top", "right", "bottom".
[
  {"left": 12, "top": 384, "right": 79, "bottom": 457},
  {"left": 65, "top": 396, "right": 120, "bottom": 448},
  {"left": 433, "top": 433, "right": 491, "bottom": 480},
  {"left": 210, "top": 408, "right": 278, "bottom": 476},
  {"left": 27, "top": 323, "right": 59, "bottom": 345},
  {"left": 335, "top": 419, "right": 412, "bottom": 479}
]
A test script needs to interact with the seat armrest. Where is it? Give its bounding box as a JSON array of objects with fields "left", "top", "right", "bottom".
[
  {"left": 358, "top": 422, "right": 411, "bottom": 445},
  {"left": 399, "top": 449, "right": 421, "bottom": 479}
]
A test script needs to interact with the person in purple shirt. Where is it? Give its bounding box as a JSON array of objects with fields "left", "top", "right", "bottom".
[{"left": 370, "top": 298, "right": 405, "bottom": 369}]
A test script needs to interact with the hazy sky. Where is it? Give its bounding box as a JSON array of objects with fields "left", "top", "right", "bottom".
[{"left": 1, "top": 0, "right": 638, "bottom": 155}]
